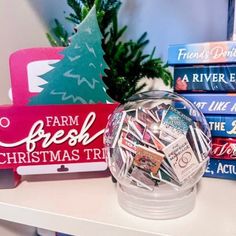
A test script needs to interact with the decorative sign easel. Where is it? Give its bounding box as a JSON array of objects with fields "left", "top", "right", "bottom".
[{"left": 0, "top": 7, "right": 118, "bottom": 188}]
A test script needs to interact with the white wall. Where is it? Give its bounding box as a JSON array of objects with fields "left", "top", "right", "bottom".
[
  {"left": 0, "top": 0, "right": 50, "bottom": 104},
  {"left": 119, "top": 0, "right": 228, "bottom": 60},
  {"left": 0, "top": 0, "right": 229, "bottom": 103}
]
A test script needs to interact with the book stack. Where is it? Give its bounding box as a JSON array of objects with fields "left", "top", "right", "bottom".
[
  {"left": 227, "top": 0, "right": 236, "bottom": 40},
  {"left": 168, "top": 41, "right": 236, "bottom": 180}
]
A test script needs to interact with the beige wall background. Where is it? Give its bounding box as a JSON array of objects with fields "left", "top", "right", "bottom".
[
  {"left": 0, "top": 0, "right": 228, "bottom": 104},
  {"left": 0, "top": 0, "right": 50, "bottom": 104}
]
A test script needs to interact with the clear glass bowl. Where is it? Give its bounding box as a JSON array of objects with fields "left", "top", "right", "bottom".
[{"left": 104, "top": 90, "right": 211, "bottom": 219}]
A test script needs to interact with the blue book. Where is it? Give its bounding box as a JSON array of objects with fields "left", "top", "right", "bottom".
[
  {"left": 205, "top": 115, "right": 236, "bottom": 138},
  {"left": 168, "top": 41, "right": 236, "bottom": 65},
  {"left": 227, "top": 0, "right": 236, "bottom": 40},
  {"left": 173, "top": 64, "right": 236, "bottom": 92},
  {"left": 180, "top": 93, "right": 236, "bottom": 115},
  {"left": 204, "top": 158, "right": 236, "bottom": 180}
]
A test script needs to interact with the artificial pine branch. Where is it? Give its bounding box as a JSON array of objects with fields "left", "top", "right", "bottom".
[
  {"left": 47, "top": 19, "right": 69, "bottom": 47},
  {"left": 67, "top": 0, "right": 83, "bottom": 21},
  {"left": 47, "top": 0, "right": 173, "bottom": 103}
]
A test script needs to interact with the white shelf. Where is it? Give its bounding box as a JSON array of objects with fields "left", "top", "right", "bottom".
[
  {"left": 0, "top": 219, "right": 35, "bottom": 236},
  {"left": 0, "top": 173, "right": 235, "bottom": 236}
]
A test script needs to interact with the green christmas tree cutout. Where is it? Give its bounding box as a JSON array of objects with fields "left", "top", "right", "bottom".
[{"left": 29, "top": 6, "right": 114, "bottom": 105}]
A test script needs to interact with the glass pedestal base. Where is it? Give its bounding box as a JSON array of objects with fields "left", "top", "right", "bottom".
[{"left": 117, "top": 183, "right": 196, "bottom": 219}]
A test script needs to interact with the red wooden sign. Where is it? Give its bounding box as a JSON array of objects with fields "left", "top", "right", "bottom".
[
  {"left": 0, "top": 103, "right": 117, "bottom": 188},
  {"left": 0, "top": 47, "right": 118, "bottom": 188},
  {"left": 9, "top": 47, "right": 64, "bottom": 105}
]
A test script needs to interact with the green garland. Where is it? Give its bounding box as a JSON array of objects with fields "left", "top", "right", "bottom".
[{"left": 47, "top": 0, "right": 173, "bottom": 103}]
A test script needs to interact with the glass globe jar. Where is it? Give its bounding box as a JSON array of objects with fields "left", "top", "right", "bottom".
[{"left": 104, "top": 90, "right": 211, "bottom": 219}]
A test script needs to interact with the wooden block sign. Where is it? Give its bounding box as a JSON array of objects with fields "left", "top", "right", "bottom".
[
  {"left": 9, "top": 47, "right": 64, "bottom": 105},
  {"left": 3, "top": 7, "right": 120, "bottom": 188},
  {"left": 0, "top": 103, "right": 116, "bottom": 187}
]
